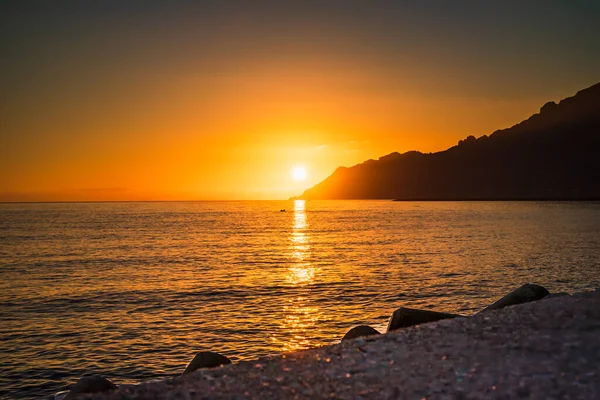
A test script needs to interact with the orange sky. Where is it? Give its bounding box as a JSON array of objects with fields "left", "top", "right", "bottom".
[{"left": 1, "top": 2, "right": 599, "bottom": 201}]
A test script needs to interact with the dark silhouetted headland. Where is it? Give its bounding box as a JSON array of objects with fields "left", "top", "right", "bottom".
[{"left": 297, "top": 83, "right": 600, "bottom": 200}]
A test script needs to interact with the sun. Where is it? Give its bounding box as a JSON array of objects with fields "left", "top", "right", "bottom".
[{"left": 290, "top": 166, "right": 307, "bottom": 181}]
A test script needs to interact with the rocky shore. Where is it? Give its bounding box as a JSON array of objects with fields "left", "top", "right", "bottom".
[{"left": 59, "top": 285, "right": 600, "bottom": 399}]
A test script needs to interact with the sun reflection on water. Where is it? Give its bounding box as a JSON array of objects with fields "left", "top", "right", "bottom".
[
  {"left": 287, "top": 200, "right": 315, "bottom": 285},
  {"left": 279, "top": 297, "right": 321, "bottom": 353},
  {"left": 277, "top": 200, "right": 323, "bottom": 353}
]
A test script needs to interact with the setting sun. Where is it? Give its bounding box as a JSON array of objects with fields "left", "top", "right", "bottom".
[{"left": 291, "top": 166, "right": 308, "bottom": 181}]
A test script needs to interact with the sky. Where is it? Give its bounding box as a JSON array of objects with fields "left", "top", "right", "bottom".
[{"left": 1, "top": 1, "right": 599, "bottom": 201}]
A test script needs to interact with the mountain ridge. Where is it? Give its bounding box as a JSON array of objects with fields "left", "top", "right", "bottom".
[{"left": 297, "top": 82, "right": 600, "bottom": 200}]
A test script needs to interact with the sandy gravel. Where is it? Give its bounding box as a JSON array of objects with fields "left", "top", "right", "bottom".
[{"left": 81, "top": 291, "right": 600, "bottom": 399}]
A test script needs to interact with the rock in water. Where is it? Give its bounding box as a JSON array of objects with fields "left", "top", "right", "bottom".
[
  {"left": 64, "top": 375, "right": 117, "bottom": 399},
  {"left": 341, "top": 325, "right": 381, "bottom": 342},
  {"left": 387, "top": 307, "right": 461, "bottom": 332},
  {"left": 183, "top": 351, "right": 232, "bottom": 375},
  {"left": 479, "top": 283, "right": 550, "bottom": 313}
]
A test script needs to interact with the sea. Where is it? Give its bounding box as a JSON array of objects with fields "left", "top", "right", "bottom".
[{"left": 1, "top": 200, "right": 600, "bottom": 399}]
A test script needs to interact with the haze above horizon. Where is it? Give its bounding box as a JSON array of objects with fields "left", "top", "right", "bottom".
[{"left": 2, "top": 1, "right": 599, "bottom": 201}]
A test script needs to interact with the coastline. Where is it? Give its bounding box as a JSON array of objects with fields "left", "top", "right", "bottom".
[{"left": 67, "top": 290, "right": 600, "bottom": 399}]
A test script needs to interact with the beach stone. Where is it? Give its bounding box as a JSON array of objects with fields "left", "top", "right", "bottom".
[
  {"left": 341, "top": 325, "right": 381, "bottom": 342},
  {"left": 386, "top": 307, "right": 461, "bottom": 332},
  {"left": 572, "top": 290, "right": 599, "bottom": 299},
  {"left": 183, "top": 351, "right": 232, "bottom": 375},
  {"left": 479, "top": 283, "right": 550, "bottom": 313},
  {"left": 64, "top": 375, "right": 117, "bottom": 399},
  {"left": 543, "top": 292, "right": 570, "bottom": 300}
]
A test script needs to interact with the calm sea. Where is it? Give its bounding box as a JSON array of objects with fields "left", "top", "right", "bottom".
[{"left": 1, "top": 201, "right": 600, "bottom": 398}]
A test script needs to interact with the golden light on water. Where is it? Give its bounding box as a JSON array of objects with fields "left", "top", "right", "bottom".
[
  {"left": 280, "top": 298, "right": 321, "bottom": 353},
  {"left": 277, "top": 200, "right": 323, "bottom": 352},
  {"left": 287, "top": 200, "right": 314, "bottom": 284}
]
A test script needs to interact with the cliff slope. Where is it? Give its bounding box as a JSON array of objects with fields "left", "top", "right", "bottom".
[{"left": 299, "top": 83, "right": 600, "bottom": 200}]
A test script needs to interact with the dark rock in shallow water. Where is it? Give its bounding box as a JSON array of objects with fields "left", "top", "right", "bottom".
[
  {"left": 183, "top": 351, "right": 232, "bottom": 375},
  {"left": 479, "top": 283, "right": 549, "bottom": 313},
  {"left": 387, "top": 307, "right": 461, "bottom": 332},
  {"left": 341, "top": 325, "right": 381, "bottom": 342},
  {"left": 64, "top": 375, "right": 117, "bottom": 399}
]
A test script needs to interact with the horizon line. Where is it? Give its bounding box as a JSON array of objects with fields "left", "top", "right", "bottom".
[{"left": 2, "top": 198, "right": 600, "bottom": 205}]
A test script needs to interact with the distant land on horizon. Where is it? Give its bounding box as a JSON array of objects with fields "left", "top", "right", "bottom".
[{"left": 295, "top": 82, "right": 600, "bottom": 201}]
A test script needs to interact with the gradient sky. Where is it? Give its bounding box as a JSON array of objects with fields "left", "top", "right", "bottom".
[{"left": 1, "top": 1, "right": 599, "bottom": 201}]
